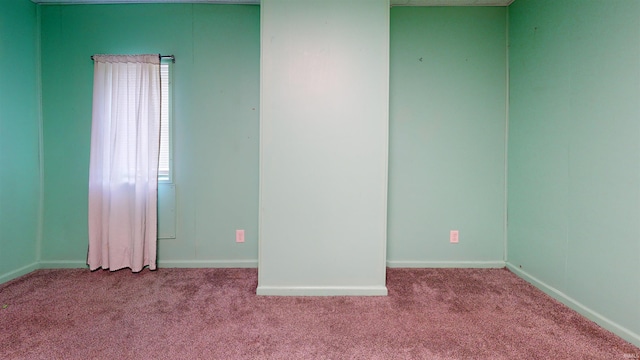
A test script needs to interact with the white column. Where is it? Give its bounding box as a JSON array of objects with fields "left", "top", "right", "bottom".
[{"left": 258, "top": 0, "right": 390, "bottom": 296}]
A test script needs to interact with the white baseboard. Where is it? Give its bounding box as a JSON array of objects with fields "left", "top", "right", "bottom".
[
  {"left": 506, "top": 262, "right": 640, "bottom": 348},
  {"left": 256, "top": 285, "right": 388, "bottom": 296},
  {"left": 38, "top": 260, "right": 87, "bottom": 269},
  {"left": 37, "top": 260, "right": 258, "bottom": 269},
  {"left": 387, "top": 260, "right": 506, "bottom": 268},
  {"left": 0, "top": 262, "right": 39, "bottom": 284},
  {"left": 158, "top": 260, "right": 258, "bottom": 268}
]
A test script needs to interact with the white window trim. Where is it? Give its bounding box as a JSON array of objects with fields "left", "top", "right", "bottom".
[{"left": 158, "top": 62, "right": 173, "bottom": 183}]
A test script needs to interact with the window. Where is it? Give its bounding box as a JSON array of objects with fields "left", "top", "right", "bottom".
[{"left": 158, "top": 62, "right": 172, "bottom": 182}]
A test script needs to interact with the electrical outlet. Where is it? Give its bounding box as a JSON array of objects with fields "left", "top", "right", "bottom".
[
  {"left": 450, "top": 230, "right": 459, "bottom": 244},
  {"left": 236, "top": 229, "right": 245, "bottom": 243}
]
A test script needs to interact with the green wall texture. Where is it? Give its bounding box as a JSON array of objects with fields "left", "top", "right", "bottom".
[
  {"left": 507, "top": 0, "right": 640, "bottom": 345},
  {"left": 0, "top": 0, "right": 41, "bottom": 282},
  {"left": 387, "top": 7, "right": 507, "bottom": 267},
  {"left": 39, "top": 4, "right": 260, "bottom": 267}
]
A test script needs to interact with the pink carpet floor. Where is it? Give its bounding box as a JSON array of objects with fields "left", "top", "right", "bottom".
[{"left": 1, "top": 268, "right": 638, "bottom": 359}]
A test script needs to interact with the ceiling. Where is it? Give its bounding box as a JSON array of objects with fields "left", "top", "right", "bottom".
[{"left": 33, "top": 0, "right": 515, "bottom": 6}]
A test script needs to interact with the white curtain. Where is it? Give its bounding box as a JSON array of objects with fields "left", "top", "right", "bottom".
[{"left": 88, "top": 54, "right": 161, "bottom": 272}]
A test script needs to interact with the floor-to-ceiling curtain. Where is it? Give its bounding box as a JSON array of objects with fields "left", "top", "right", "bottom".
[{"left": 87, "top": 54, "right": 161, "bottom": 272}]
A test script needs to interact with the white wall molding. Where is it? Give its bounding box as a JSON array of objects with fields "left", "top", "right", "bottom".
[
  {"left": 387, "top": 260, "right": 505, "bottom": 268},
  {"left": 158, "top": 260, "right": 258, "bottom": 268},
  {"left": 256, "top": 285, "right": 388, "bottom": 296},
  {"left": 507, "top": 262, "right": 640, "bottom": 348},
  {"left": 0, "top": 262, "right": 39, "bottom": 284},
  {"left": 38, "top": 260, "right": 87, "bottom": 269}
]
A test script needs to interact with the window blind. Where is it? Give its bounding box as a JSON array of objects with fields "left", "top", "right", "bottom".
[{"left": 158, "top": 63, "right": 170, "bottom": 181}]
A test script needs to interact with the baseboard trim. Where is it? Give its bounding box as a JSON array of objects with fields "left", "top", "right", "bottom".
[
  {"left": 37, "top": 260, "right": 258, "bottom": 269},
  {"left": 0, "top": 262, "right": 39, "bottom": 284},
  {"left": 387, "top": 260, "right": 506, "bottom": 268},
  {"left": 256, "top": 285, "right": 388, "bottom": 296},
  {"left": 158, "top": 260, "right": 258, "bottom": 268},
  {"left": 506, "top": 262, "right": 640, "bottom": 348},
  {"left": 38, "top": 260, "right": 88, "bottom": 269}
]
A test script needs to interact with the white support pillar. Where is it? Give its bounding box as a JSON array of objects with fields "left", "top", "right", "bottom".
[{"left": 258, "top": 0, "right": 390, "bottom": 296}]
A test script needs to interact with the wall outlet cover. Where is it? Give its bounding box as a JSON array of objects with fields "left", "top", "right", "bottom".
[
  {"left": 236, "top": 229, "right": 245, "bottom": 243},
  {"left": 450, "top": 230, "right": 459, "bottom": 243}
]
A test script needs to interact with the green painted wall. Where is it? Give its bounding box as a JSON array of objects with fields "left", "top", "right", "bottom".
[
  {"left": 39, "top": 5, "right": 508, "bottom": 271},
  {"left": 0, "top": 0, "right": 41, "bottom": 282},
  {"left": 258, "top": 0, "right": 389, "bottom": 295},
  {"left": 40, "top": 4, "right": 260, "bottom": 267},
  {"left": 508, "top": 0, "right": 640, "bottom": 346},
  {"left": 387, "top": 7, "right": 507, "bottom": 267}
]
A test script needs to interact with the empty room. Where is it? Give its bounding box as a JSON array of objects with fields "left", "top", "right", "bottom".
[{"left": 1, "top": 0, "right": 639, "bottom": 358}]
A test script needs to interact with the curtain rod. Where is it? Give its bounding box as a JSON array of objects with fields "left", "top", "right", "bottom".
[{"left": 90, "top": 54, "right": 176, "bottom": 63}]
